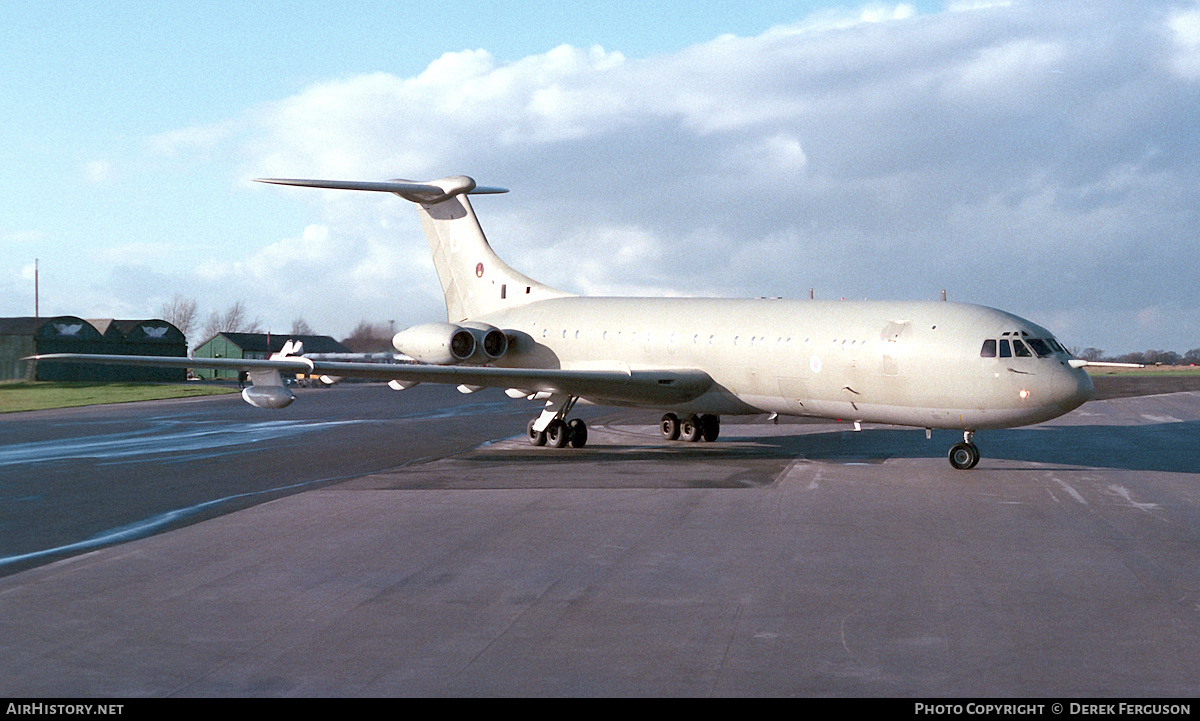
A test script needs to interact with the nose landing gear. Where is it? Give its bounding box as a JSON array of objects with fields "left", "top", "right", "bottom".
[{"left": 948, "top": 430, "right": 980, "bottom": 470}]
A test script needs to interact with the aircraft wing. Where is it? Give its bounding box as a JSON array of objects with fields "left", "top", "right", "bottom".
[{"left": 26, "top": 354, "right": 713, "bottom": 407}]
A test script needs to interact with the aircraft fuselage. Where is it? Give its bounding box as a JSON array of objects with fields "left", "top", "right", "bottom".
[{"left": 478, "top": 297, "right": 1094, "bottom": 431}]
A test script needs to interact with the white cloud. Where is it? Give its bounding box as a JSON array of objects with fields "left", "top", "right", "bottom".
[
  {"left": 1167, "top": 4, "right": 1200, "bottom": 80},
  {"left": 947, "top": 1, "right": 1013, "bottom": 12},
  {"left": 136, "top": 1, "right": 1200, "bottom": 353},
  {"left": 764, "top": 3, "right": 916, "bottom": 36},
  {"left": 947, "top": 39, "right": 1067, "bottom": 100}
]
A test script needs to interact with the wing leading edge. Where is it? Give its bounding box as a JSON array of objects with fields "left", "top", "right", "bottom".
[{"left": 26, "top": 354, "right": 713, "bottom": 407}]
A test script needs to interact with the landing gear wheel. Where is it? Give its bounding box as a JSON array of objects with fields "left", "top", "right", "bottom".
[
  {"left": 527, "top": 418, "right": 547, "bottom": 447},
  {"left": 948, "top": 442, "right": 980, "bottom": 470},
  {"left": 678, "top": 415, "right": 702, "bottom": 442},
  {"left": 546, "top": 419, "right": 570, "bottom": 448},
  {"left": 567, "top": 418, "right": 588, "bottom": 448},
  {"left": 660, "top": 413, "right": 680, "bottom": 441},
  {"left": 698, "top": 414, "right": 720, "bottom": 442}
]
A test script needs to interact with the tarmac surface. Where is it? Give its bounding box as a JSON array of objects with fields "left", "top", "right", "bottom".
[{"left": 2, "top": 380, "right": 1199, "bottom": 696}]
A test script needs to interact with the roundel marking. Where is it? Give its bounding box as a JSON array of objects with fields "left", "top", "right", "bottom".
[
  {"left": 810, "top": 355, "right": 822, "bottom": 374},
  {"left": 475, "top": 262, "right": 485, "bottom": 278}
]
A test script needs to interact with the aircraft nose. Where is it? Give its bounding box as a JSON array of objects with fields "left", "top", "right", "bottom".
[{"left": 1053, "top": 364, "right": 1094, "bottom": 412}]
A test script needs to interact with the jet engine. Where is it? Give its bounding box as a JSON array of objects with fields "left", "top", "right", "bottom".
[
  {"left": 392, "top": 322, "right": 477, "bottom": 365},
  {"left": 460, "top": 321, "right": 509, "bottom": 363}
]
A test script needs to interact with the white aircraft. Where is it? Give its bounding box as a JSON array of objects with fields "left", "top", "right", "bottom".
[{"left": 33, "top": 175, "right": 1100, "bottom": 469}]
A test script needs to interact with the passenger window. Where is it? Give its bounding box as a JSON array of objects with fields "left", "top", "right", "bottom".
[
  {"left": 999, "top": 340, "right": 1012, "bottom": 358},
  {"left": 1013, "top": 339, "right": 1032, "bottom": 357},
  {"left": 980, "top": 339, "right": 997, "bottom": 358}
]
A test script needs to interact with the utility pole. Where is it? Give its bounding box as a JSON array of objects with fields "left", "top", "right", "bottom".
[{"left": 34, "top": 258, "right": 39, "bottom": 322}]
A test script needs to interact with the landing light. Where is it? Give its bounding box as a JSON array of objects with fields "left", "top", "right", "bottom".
[{"left": 1019, "top": 389, "right": 1030, "bottom": 399}]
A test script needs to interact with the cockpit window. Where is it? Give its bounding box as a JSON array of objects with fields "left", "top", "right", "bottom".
[
  {"left": 1026, "top": 338, "right": 1053, "bottom": 357},
  {"left": 987, "top": 334, "right": 1064, "bottom": 360}
]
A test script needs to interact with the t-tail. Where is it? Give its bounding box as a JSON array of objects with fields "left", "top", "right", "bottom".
[{"left": 256, "top": 176, "right": 572, "bottom": 322}]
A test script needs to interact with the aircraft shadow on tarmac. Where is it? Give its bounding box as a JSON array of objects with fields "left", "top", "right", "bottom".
[{"left": 462, "top": 419, "right": 1200, "bottom": 475}]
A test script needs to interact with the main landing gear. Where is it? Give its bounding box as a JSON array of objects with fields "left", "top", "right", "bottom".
[
  {"left": 527, "top": 395, "right": 588, "bottom": 448},
  {"left": 660, "top": 413, "right": 720, "bottom": 442},
  {"left": 527, "top": 416, "right": 588, "bottom": 448},
  {"left": 526, "top": 405, "right": 723, "bottom": 450},
  {"left": 948, "top": 430, "right": 980, "bottom": 470}
]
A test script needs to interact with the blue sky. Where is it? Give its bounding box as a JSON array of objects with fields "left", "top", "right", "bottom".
[{"left": 3, "top": 1, "right": 1199, "bottom": 356}]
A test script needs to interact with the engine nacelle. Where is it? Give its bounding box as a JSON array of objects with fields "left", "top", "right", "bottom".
[
  {"left": 460, "top": 321, "right": 509, "bottom": 362},
  {"left": 241, "top": 385, "right": 296, "bottom": 409},
  {"left": 392, "top": 322, "right": 476, "bottom": 365}
]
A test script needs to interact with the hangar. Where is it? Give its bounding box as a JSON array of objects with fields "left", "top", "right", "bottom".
[
  {"left": 0, "top": 316, "right": 187, "bottom": 382},
  {"left": 191, "top": 332, "right": 349, "bottom": 380}
]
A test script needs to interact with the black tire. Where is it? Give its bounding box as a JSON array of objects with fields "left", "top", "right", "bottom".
[
  {"left": 660, "top": 413, "right": 680, "bottom": 441},
  {"left": 528, "top": 418, "right": 547, "bottom": 447},
  {"left": 679, "top": 415, "right": 701, "bottom": 442},
  {"left": 698, "top": 414, "right": 720, "bottom": 442},
  {"left": 948, "top": 442, "right": 980, "bottom": 470},
  {"left": 567, "top": 418, "right": 588, "bottom": 448},
  {"left": 546, "top": 419, "right": 569, "bottom": 448}
]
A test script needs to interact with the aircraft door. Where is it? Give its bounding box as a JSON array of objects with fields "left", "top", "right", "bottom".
[
  {"left": 778, "top": 376, "right": 810, "bottom": 414},
  {"left": 880, "top": 320, "right": 907, "bottom": 376}
]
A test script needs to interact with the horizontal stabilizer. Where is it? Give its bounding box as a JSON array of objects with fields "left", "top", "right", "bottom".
[
  {"left": 259, "top": 173, "right": 568, "bottom": 320},
  {"left": 255, "top": 176, "right": 507, "bottom": 205},
  {"left": 1068, "top": 360, "right": 1145, "bottom": 369}
]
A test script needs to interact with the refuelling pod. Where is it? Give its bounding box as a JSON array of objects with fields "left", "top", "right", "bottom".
[
  {"left": 392, "top": 322, "right": 476, "bottom": 365},
  {"left": 240, "top": 368, "right": 296, "bottom": 409},
  {"left": 460, "top": 321, "right": 509, "bottom": 363}
]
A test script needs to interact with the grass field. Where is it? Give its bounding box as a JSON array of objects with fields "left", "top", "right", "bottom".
[
  {"left": 1086, "top": 365, "right": 1200, "bottom": 376},
  {"left": 0, "top": 381, "right": 240, "bottom": 413}
]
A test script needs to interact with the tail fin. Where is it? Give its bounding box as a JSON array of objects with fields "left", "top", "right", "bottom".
[{"left": 256, "top": 176, "right": 571, "bottom": 322}]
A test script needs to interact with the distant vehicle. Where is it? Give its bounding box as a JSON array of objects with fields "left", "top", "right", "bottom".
[{"left": 36, "top": 174, "right": 1107, "bottom": 468}]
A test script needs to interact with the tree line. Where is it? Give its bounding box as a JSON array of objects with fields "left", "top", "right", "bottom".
[
  {"left": 157, "top": 294, "right": 393, "bottom": 352},
  {"left": 158, "top": 295, "right": 263, "bottom": 343},
  {"left": 1074, "top": 347, "right": 1200, "bottom": 366}
]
